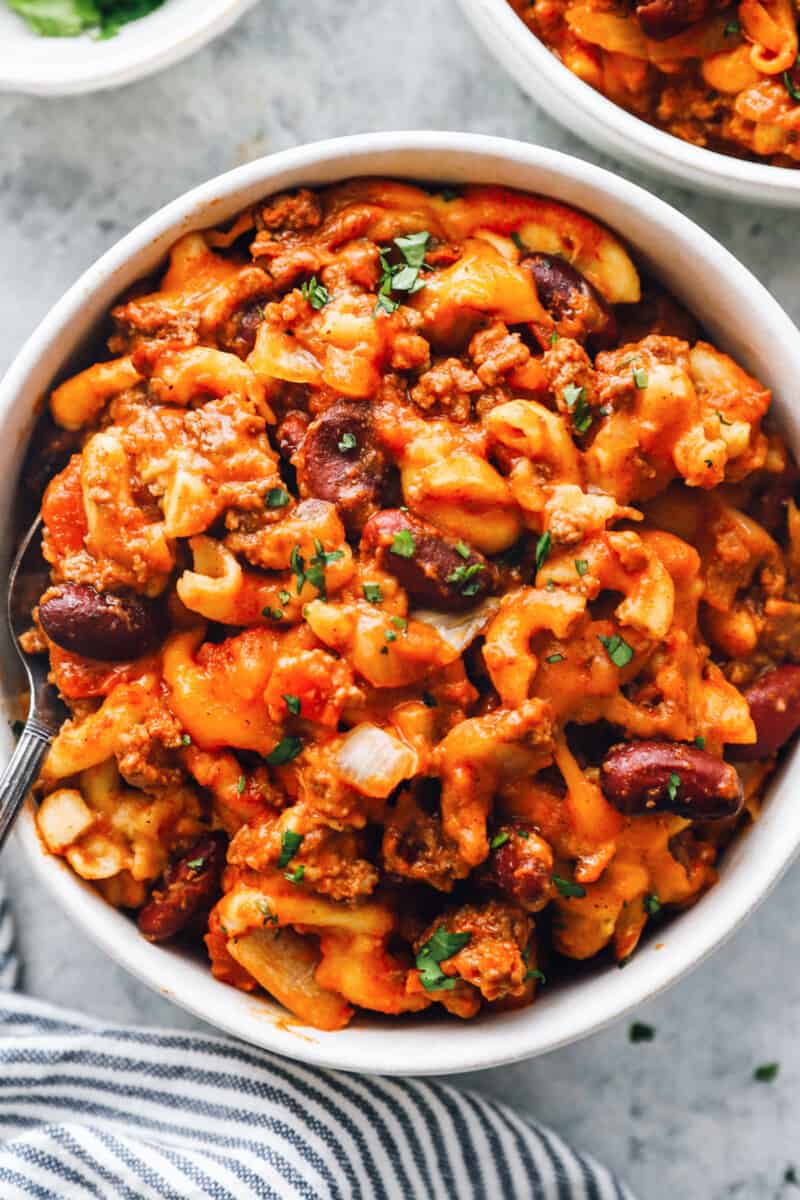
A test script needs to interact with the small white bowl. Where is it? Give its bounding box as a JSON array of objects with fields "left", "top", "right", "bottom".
[
  {"left": 3, "top": 131, "right": 800, "bottom": 1075},
  {"left": 457, "top": 0, "right": 800, "bottom": 206},
  {"left": 0, "top": 0, "right": 259, "bottom": 96}
]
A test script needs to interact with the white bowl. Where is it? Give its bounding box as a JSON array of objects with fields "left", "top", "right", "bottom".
[
  {"left": 457, "top": 0, "right": 800, "bottom": 206},
  {"left": 3, "top": 131, "right": 800, "bottom": 1075},
  {"left": 0, "top": 0, "right": 259, "bottom": 96}
]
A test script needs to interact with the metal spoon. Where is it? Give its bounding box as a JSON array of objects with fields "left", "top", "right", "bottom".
[{"left": 0, "top": 517, "right": 64, "bottom": 849}]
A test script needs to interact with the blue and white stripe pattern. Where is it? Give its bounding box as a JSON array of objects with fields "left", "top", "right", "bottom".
[{"left": 0, "top": 881, "right": 636, "bottom": 1199}]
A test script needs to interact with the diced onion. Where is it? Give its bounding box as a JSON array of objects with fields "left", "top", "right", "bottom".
[
  {"left": 334, "top": 723, "right": 418, "bottom": 798},
  {"left": 411, "top": 597, "right": 500, "bottom": 659}
]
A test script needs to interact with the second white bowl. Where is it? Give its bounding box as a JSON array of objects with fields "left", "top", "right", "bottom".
[{"left": 457, "top": 0, "right": 800, "bottom": 206}]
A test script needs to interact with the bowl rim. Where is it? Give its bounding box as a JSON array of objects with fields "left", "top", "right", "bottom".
[
  {"left": 456, "top": 0, "right": 800, "bottom": 204},
  {"left": 0, "top": 0, "right": 260, "bottom": 97},
  {"left": 5, "top": 129, "right": 800, "bottom": 1075}
]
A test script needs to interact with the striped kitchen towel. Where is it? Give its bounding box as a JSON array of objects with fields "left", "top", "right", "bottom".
[{"left": 0, "top": 882, "right": 636, "bottom": 1199}]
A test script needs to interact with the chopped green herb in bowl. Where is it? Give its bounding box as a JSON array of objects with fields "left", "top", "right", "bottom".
[{"left": 8, "top": 0, "right": 166, "bottom": 37}]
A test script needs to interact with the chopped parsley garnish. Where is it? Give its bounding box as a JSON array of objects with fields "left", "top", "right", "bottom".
[
  {"left": 754, "top": 1062, "right": 780, "bottom": 1083},
  {"left": 667, "top": 772, "right": 681, "bottom": 804},
  {"left": 266, "top": 736, "right": 303, "bottom": 767},
  {"left": 599, "top": 633, "right": 634, "bottom": 668},
  {"left": 546, "top": 652, "right": 565, "bottom": 664},
  {"left": 574, "top": 559, "right": 589, "bottom": 577},
  {"left": 262, "top": 606, "right": 284, "bottom": 621},
  {"left": 724, "top": 17, "right": 740, "bottom": 33},
  {"left": 363, "top": 583, "right": 384, "bottom": 604},
  {"left": 716, "top": 410, "right": 732, "bottom": 425},
  {"left": 338, "top": 431, "right": 357, "bottom": 452},
  {"left": 553, "top": 874, "right": 587, "bottom": 899},
  {"left": 422, "top": 691, "right": 437, "bottom": 708},
  {"left": 549, "top": 331, "right": 559, "bottom": 347},
  {"left": 390, "top": 615, "right": 407, "bottom": 630},
  {"left": 386, "top": 260, "right": 420, "bottom": 292},
  {"left": 278, "top": 830, "right": 304, "bottom": 868},
  {"left": 257, "top": 899, "right": 278, "bottom": 925},
  {"left": 391, "top": 529, "right": 416, "bottom": 558},
  {"left": 181, "top": 734, "right": 192, "bottom": 746},
  {"left": 446, "top": 561, "right": 485, "bottom": 596},
  {"left": 285, "top": 865, "right": 306, "bottom": 884},
  {"left": 266, "top": 487, "right": 291, "bottom": 509},
  {"left": 563, "top": 384, "right": 594, "bottom": 436},
  {"left": 490, "top": 831, "right": 510, "bottom": 850},
  {"left": 511, "top": 231, "right": 526, "bottom": 251},
  {"left": 455, "top": 540, "right": 471, "bottom": 559},
  {"left": 573, "top": 396, "right": 593, "bottom": 434},
  {"left": 563, "top": 383, "right": 585, "bottom": 410},
  {"left": 385, "top": 629, "right": 398, "bottom": 643},
  {"left": 186, "top": 857, "right": 205, "bottom": 872},
  {"left": 305, "top": 538, "right": 345, "bottom": 600},
  {"left": 374, "top": 290, "right": 398, "bottom": 316},
  {"left": 237, "top": 775, "right": 246, "bottom": 795},
  {"left": 415, "top": 926, "right": 471, "bottom": 991},
  {"left": 535, "top": 531, "right": 552, "bottom": 573},
  {"left": 374, "top": 231, "right": 431, "bottom": 316},
  {"left": 279, "top": 590, "right": 291, "bottom": 606},
  {"left": 633, "top": 366, "right": 648, "bottom": 389},
  {"left": 394, "top": 231, "right": 430, "bottom": 270},
  {"left": 439, "top": 188, "right": 461, "bottom": 201},
  {"left": 563, "top": 383, "right": 593, "bottom": 433},
  {"left": 9, "top": 0, "right": 166, "bottom": 38},
  {"left": 694, "top": 735, "right": 706, "bottom": 749},
  {"left": 290, "top": 545, "right": 306, "bottom": 594},
  {"left": 283, "top": 694, "right": 301, "bottom": 716},
  {"left": 784, "top": 59, "right": 800, "bottom": 101},
  {"left": 546, "top": 579, "right": 556, "bottom": 592},
  {"left": 300, "top": 276, "right": 330, "bottom": 310},
  {"left": 629, "top": 1021, "right": 655, "bottom": 1043},
  {"left": 644, "top": 893, "right": 661, "bottom": 916},
  {"left": 526, "top": 967, "right": 547, "bottom": 983}
]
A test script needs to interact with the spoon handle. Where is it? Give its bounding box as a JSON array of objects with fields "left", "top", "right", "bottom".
[{"left": 0, "top": 719, "right": 51, "bottom": 850}]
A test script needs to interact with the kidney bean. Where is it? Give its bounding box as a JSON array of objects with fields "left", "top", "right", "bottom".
[
  {"left": 601, "top": 740, "right": 743, "bottom": 820},
  {"left": 297, "top": 400, "right": 390, "bottom": 532},
  {"left": 480, "top": 822, "right": 553, "bottom": 910},
  {"left": 138, "top": 832, "right": 227, "bottom": 943},
  {"left": 728, "top": 665, "right": 800, "bottom": 761},
  {"left": 635, "top": 0, "right": 710, "bottom": 39},
  {"left": 361, "top": 509, "right": 494, "bottom": 612},
  {"left": 524, "top": 252, "right": 617, "bottom": 351},
  {"left": 39, "top": 583, "right": 160, "bottom": 661}
]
